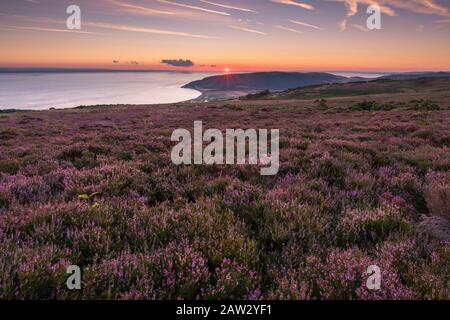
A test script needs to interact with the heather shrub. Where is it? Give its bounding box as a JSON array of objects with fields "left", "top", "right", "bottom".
[
  {"left": 0, "top": 101, "right": 448, "bottom": 300},
  {"left": 353, "top": 101, "right": 396, "bottom": 111},
  {"left": 8, "top": 174, "right": 52, "bottom": 205},
  {"left": 319, "top": 247, "right": 414, "bottom": 300},
  {"left": 424, "top": 171, "right": 450, "bottom": 221},
  {"left": 338, "top": 205, "right": 411, "bottom": 247},
  {"left": 43, "top": 168, "right": 76, "bottom": 198},
  {"left": 249, "top": 201, "right": 330, "bottom": 259},
  {"left": 0, "top": 242, "right": 72, "bottom": 299},
  {"left": 84, "top": 241, "right": 210, "bottom": 300},
  {"left": 267, "top": 266, "right": 314, "bottom": 300},
  {"left": 311, "top": 152, "right": 346, "bottom": 188},
  {"left": 0, "top": 184, "right": 9, "bottom": 209},
  {"left": 204, "top": 258, "right": 260, "bottom": 300},
  {"left": 58, "top": 145, "right": 99, "bottom": 169},
  {"left": 136, "top": 199, "right": 258, "bottom": 269},
  {"left": 388, "top": 169, "right": 427, "bottom": 213},
  {"left": 409, "top": 247, "right": 450, "bottom": 299},
  {"left": 0, "top": 159, "right": 20, "bottom": 174},
  {"left": 0, "top": 127, "right": 19, "bottom": 140},
  {"left": 268, "top": 249, "right": 374, "bottom": 300}
]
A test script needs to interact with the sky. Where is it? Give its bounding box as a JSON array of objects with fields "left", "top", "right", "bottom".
[{"left": 1, "top": 0, "right": 450, "bottom": 72}]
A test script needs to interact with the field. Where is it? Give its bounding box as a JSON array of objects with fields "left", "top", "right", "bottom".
[
  {"left": 0, "top": 90, "right": 449, "bottom": 299},
  {"left": 244, "top": 77, "right": 450, "bottom": 103}
]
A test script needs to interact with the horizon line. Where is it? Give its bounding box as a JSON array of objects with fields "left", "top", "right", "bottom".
[{"left": 1, "top": 67, "right": 450, "bottom": 74}]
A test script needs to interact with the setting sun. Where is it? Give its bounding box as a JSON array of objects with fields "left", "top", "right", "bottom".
[{"left": 225, "top": 68, "right": 231, "bottom": 73}]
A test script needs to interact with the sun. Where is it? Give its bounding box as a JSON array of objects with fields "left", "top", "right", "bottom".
[{"left": 224, "top": 68, "right": 230, "bottom": 73}]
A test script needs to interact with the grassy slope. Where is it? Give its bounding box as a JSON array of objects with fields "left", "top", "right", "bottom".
[{"left": 247, "top": 77, "right": 450, "bottom": 103}]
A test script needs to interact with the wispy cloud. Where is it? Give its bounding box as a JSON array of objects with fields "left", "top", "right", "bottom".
[
  {"left": 289, "top": 19, "right": 322, "bottom": 30},
  {"left": 352, "top": 24, "right": 369, "bottom": 32},
  {"left": 0, "top": 25, "right": 35, "bottom": 32},
  {"left": 231, "top": 25, "right": 267, "bottom": 35},
  {"left": 330, "top": 0, "right": 395, "bottom": 31},
  {"left": 329, "top": 0, "right": 396, "bottom": 18},
  {"left": 382, "top": 0, "right": 450, "bottom": 16},
  {"left": 339, "top": 19, "right": 347, "bottom": 32},
  {"left": 275, "top": 25, "right": 303, "bottom": 34},
  {"left": 435, "top": 19, "right": 450, "bottom": 24},
  {"left": 270, "top": 0, "right": 314, "bottom": 10},
  {"left": 331, "top": 0, "right": 450, "bottom": 31},
  {"left": 329, "top": 0, "right": 450, "bottom": 18},
  {"left": 107, "top": 0, "right": 176, "bottom": 15},
  {"left": 85, "top": 21, "right": 218, "bottom": 39},
  {"left": 0, "top": 12, "right": 217, "bottom": 39},
  {"left": 198, "top": 0, "right": 257, "bottom": 13},
  {"left": 0, "top": 24, "right": 103, "bottom": 35},
  {"left": 156, "top": 0, "right": 230, "bottom": 16}
]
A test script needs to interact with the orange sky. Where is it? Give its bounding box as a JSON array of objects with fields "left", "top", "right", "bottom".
[{"left": 1, "top": 0, "right": 450, "bottom": 71}]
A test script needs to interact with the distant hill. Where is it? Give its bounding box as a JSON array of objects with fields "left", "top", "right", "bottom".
[
  {"left": 379, "top": 72, "right": 450, "bottom": 80},
  {"left": 183, "top": 72, "right": 354, "bottom": 92},
  {"left": 182, "top": 71, "right": 450, "bottom": 102},
  {"left": 241, "top": 77, "right": 450, "bottom": 100}
]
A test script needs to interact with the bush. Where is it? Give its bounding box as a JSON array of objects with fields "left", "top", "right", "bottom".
[
  {"left": 424, "top": 172, "right": 450, "bottom": 221},
  {"left": 0, "top": 159, "right": 20, "bottom": 174}
]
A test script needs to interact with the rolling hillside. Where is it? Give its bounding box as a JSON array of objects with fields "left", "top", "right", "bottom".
[{"left": 241, "top": 77, "right": 450, "bottom": 102}]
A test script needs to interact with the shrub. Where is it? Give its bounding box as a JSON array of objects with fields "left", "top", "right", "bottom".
[
  {"left": 424, "top": 171, "right": 450, "bottom": 221},
  {"left": 204, "top": 258, "right": 260, "bottom": 300},
  {"left": 83, "top": 241, "right": 210, "bottom": 300},
  {"left": 338, "top": 205, "right": 411, "bottom": 247},
  {"left": 0, "top": 159, "right": 20, "bottom": 174}
]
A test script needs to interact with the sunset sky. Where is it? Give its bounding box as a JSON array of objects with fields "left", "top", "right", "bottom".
[{"left": 1, "top": 0, "right": 450, "bottom": 71}]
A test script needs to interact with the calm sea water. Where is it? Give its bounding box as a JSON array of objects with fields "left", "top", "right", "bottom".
[
  {"left": 0, "top": 71, "right": 388, "bottom": 111},
  {"left": 0, "top": 72, "right": 212, "bottom": 110},
  {"left": 330, "top": 72, "right": 388, "bottom": 78}
]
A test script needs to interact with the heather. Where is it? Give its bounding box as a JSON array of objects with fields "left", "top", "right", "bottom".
[{"left": 0, "top": 102, "right": 449, "bottom": 300}]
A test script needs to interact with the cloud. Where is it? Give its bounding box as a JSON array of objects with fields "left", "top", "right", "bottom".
[
  {"left": 339, "top": 19, "right": 347, "bottom": 31},
  {"left": 161, "top": 59, "right": 195, "bottom": 67},
  {"left": 113, "top": 60, "right": 120, "bottom": 64},
  {"left": 0, "top": 12, "right": 217, "bottom": 39},
  {"left": 381, "top": 0, "right": 450, "bottom": 16},
  {"left": 289, "top": 19, "right": 322, "bottom": 30},
  {"left": 231, "top": 25, "right": 267, "bottom": 35},
  {"left": 352, "top": 24, "right": 369, "bottom": 32},
  {"left": 435, "top": 18, "right": 450, "bottom": 24},
  {"left": 198, "top": 0, "right": 258, "bottom": 13},
  {"left": 329, "top": 0, "right": 449, "bottom": 18},
  {"left": 0, "top": 24, "right": 103, "bottom": 35},
  {"left": 85, "top": 21, "right": 217, "bottom": 39},
  {"left": 330, "top": 0, "right": 450, "bottom": 31},
  {"left": 329, "top": 0, "right": 396, "bottom": 18},
  {"left": 271, "top": 0, "right": 314, "bottom": 10},
  {"left": 275, "top": 25, "right": 303, "bottom": 34},
  {"left": 107, "top": 0, "right": 175, "bottom": 15},
  {"left": 156, "top": 0, "right": 230, "bottom": 16},
  {"left": 330, "top": 0, "right": 395, "bottom": 31}
]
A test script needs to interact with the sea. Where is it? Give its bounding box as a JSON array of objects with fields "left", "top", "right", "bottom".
[
  {"left": 0, "top": 71, "right": 211, "bottom": 111},
  {"left": 0, "top": 71, "right": 388, "bottom": 111}
]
